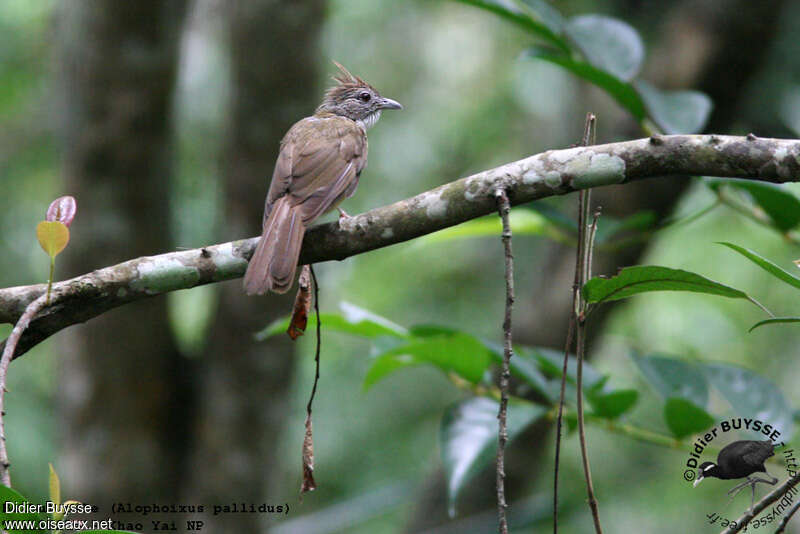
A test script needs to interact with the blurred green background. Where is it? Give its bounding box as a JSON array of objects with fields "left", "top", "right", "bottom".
[{"left": 2, "top": 0, "right": 800, "bottom": 533}]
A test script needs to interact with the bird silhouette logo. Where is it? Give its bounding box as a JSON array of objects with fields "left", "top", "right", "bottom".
[{"left": 693, "top": 440, "right": 779, "bottom": 511}]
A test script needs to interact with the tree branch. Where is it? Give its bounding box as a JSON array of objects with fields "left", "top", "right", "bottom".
[
  {"left": 1, "top": 134, "right": 799, "bottom": 358},
  {"left": 721, "top": 474, "right": 800, "bottom": 534},
  {"left": 774, "top": 498, "right": 800, "bottom": 533},
  {"left": 0, "top": 290, "right": 55, "bottom": 485}
]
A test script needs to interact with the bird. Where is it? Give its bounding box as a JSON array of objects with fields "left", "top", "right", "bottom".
[
  {"left": 693, "top": 440, "right": 779, "bottom": 511},
  {"left": 243, "top": 61, "right": 402, "bottom": 295}
]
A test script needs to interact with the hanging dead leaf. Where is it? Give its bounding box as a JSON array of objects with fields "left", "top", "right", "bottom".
[
  {"left": 300, "top": 412, "right": 316, "bottom": 495},
  {"left": 288, "top": 265, "right": 312, "bottom": 340}
]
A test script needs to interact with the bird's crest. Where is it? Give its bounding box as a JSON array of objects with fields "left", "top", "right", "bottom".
[
  {"left": 331, "top": 60, "right": 368, "bottom": 87},
  {"left": 321, "top": 61, "right": 376, "bottom": 106}
]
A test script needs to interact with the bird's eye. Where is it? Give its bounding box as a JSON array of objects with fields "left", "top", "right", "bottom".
[{"left": 358, "top": 92, "right": 371, "bottom": 102}]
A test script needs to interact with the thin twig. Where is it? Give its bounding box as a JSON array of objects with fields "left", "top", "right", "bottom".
[
  {"left": 306, "top": 265, "right": 322, "bottom": 416},
  {"left": 586, "top": 209, "right": 601, "bottom": 279},
  {"left": 553, "top": 112, "right": 598, "bottom": 534},
  {"left": 495, "top": 188, "right": 514, "bottom": 534},
  {"left": 721, "top": 474, "right": 800, "bottom": 534},
  {"left": 0, "top": 289, "right": 56, "bottom": 486},
  {"left": 774, "top": 498, "right": 800, "bottom": 533},
  {"left": 552, "top": 314, "right": 575, "bottom": 534},
  {"left": 300, "top": 265, "right": 322, "bottom": 495},
  {"left": 575, "top": 113, "right": 604, "bottom": 534}
]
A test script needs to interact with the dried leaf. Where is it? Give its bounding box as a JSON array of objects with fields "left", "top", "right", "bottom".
[
  {"left": 288, "top": 266, "right": 312, "bottom": 340},
  {"left": 46, "top": 196, "right": 77, "bottom": 227},
  {"left": 300, "top": 413, "right": 316, "bottom": 495}
]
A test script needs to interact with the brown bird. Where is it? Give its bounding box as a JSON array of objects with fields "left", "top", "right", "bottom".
[{"left": 243, "top": 62, "right": 402, "bottom": 295}]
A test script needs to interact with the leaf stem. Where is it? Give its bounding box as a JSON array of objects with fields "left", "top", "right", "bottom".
[
  {"left": 716, "top": 189, "right": 800, "bottom": 246},
  {"left": 599, "top": 199, "right": 721, "bottom": 253},
  {"left": 46, "top": 256, "right": 54, "bottom": 306}
]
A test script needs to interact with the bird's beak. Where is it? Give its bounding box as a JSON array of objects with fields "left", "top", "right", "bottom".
[
  {"left": 693, "top": 477, "right": 703, "bottom": 488},
  {"left": 380, "top": 97, "right": 403, "bottom": 110}
]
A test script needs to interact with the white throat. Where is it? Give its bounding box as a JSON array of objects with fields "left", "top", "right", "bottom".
[{"left": 358, "top": 110, "right": 382, "bottom": 130}]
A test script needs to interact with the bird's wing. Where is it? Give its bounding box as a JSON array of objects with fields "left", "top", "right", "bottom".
[
  {"left": 264, "top": 115, "right": 366, "bottom": 226},
  {"left": 719, "top": 441, "right": 774, "bottom": 473},
  {"left": 264, "top": 132, "right": 295, "bottom": 221},
  {"left": 740, "top": 441, "right": 775, "bottom": 466}
]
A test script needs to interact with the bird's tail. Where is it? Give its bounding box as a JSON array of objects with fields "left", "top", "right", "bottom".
[{"left": 243, "top": 197, "right": 305, "bottom": 295}]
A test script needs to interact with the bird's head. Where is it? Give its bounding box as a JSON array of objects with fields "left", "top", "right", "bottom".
[
  {"left": 694, "top": 461, "right": 717, "bottom": 487},
  {"left": 316, "top": 61, "right": 402, "bottom": 128}
]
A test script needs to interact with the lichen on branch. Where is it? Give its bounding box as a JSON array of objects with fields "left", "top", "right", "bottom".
[{"left": 1, "top": 134, "right": 799, "bottom": 359}]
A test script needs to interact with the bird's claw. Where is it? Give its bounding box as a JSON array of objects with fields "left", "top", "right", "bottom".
[{"left": 337, "top": 208, "right": 357, "bottom": 231}]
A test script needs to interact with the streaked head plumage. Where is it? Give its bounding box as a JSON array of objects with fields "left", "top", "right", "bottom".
[{"left": 316, "top": 61, "right": 402, "bottom": 126}]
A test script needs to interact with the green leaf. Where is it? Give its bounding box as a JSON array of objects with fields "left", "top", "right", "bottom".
[
  {"left": 523, "top": 46, "right": 646, "bottom": 119},
  {"left": 588, "top": 389, "right": 638, "bottom": 419},
  {"left": 368, "top": 336, "right": 408, "bottom": 358},
  {"left": 707, "top": 180, "right": 800, "bottom": 231},
  {"left": 36, "top": 220, "right": 69, "bottom": 259},
  {"left": 565, "top": 411, "right": 578, "bottom": 433},
  {"left": 582, "top": 265, "right": 767, "bottom": 313},
  {"left": 634, "top": 80, "right": 712, "bottom": 134},
  {"left": 456, "top": 0, "right": 568, "bottom": 51},
  {"left": 48, "top": 463, "right": 60, "bottom": 508},
  {"left": 255, "top": 301, "right": 408, "bottom": 341},
  {"left": 503, "top": 347, "right": 555, "bottom": 401},
  {"left": 529, "top": 203, "right": 578, "bottom": 233},
  {"left": 0, "top": 485, "right": 47, "bottom": 534},
  {"left": 594, "top": 211, "right": 657, "bottom": 244},
  {"left": 664, "top": 397, "right": 715, "bottom": 439},
  {"left": 718, "top": 242, "right": 800, "bottom": 290},
  {"left": 565, "top": 15, "right": 644, "bottom": 81},
  {"left": 703, "top": 363, "right": 793, "bottom": 439},
  {"left": 749, "top": 317, "right": 800, "bottom": 332},
  {"left": 632, "top": 354, "right": 709, "bottom": 408},
  {"left": 408, "top": 325, "right": 461, "bottom": 337},
  {"left": 422, "top": 209, "right": 571, "bottom": 244},
  {"left": 526, "top": 346, "right": 604, "bottom": 390},
  {"left": 364, "top": 333, "right": 492, "bottom": 389},
  {"left": 519, "top": 0, "right": 566, "bottom": 33},
  {"left": 441, "top": 397, "right": 546, "bottom": 516}
]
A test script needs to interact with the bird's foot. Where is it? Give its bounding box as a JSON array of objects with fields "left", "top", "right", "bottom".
[
  {"left": 337, "top": 208, "right": 358, "bottom": 232},
  {"left": 727, "top": 480, "right": 752, "bottom": 496}
]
